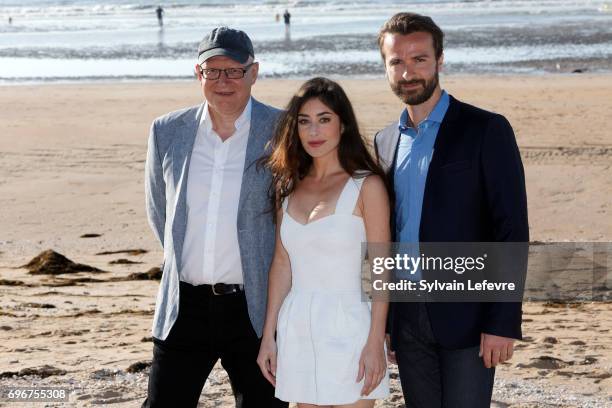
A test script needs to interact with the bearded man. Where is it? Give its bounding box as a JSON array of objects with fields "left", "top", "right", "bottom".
[{"left": 374, "top": 12, "right": 529, "bottom": 408}]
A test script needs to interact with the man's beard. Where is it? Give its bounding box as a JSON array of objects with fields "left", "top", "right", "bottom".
[{"left": 391, "top": 70, "right": 439, "bottom": 106}]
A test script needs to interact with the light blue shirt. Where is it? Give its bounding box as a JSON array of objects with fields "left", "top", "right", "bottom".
[{"left": 394, "top": 91, "right": 449, "bottom": 276}]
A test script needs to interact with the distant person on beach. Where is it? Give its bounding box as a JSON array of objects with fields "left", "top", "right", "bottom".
[
  {"left": 8, "top": 16, "right": 12, "bottom": 25},
  {"left": 374, "top": 12, "right": 528, "bottom": 408},
  {"left": 283, "top": 10, "right": 291, "bottom": 42},
  {"left": 257, "top": 77, "right": 391, "bottom": 406},
  {"left": 283, "top": 9, "right": 291, "bottom": 37},
  {"left": 155, "top": 5, "right": 164, "bottom": 27},
  {"left": 275, "top": 13, "right": 280, "bottom": 22},
  {"left": 142, "top": 26, "right": 287, "bottom": 408}
]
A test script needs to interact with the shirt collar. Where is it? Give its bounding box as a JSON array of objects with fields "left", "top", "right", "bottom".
[
  {"left": 398, "top": 90, "right": 449, "bottom": 131},
  {"left": 201, "top": 97, "right": 253, "bottom": 136}
]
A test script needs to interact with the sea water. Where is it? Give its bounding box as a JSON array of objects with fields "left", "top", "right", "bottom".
[{"left": 0, "top": 0, "right": 611, "bottom": 83}]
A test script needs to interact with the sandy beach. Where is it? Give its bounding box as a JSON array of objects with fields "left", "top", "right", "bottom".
[{"left": 0, "top": 74, "right": 611, "bottom": 407}]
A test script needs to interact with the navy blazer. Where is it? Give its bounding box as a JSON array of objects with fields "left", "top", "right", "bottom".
[{"left": 375, "top": 95, "right": 529, "bottom": 349}]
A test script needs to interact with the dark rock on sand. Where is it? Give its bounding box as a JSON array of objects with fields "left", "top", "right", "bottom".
[
  {"left": 67, "top": 309, "right": 102, "bottom": 318},
  {"left": 53, "top": 277, "right": 106, "bottom": 284},
  {"left": 23, "top": 302, "right": 56, "bottom": 309},
  {"left": 56, "top": 329, "right": 90, "bottom": 337},
  {"left": 23, "top": 250, "right": 103, "bottom": 275},
  {"left": 109, "top": 258, "right": 143, "bottom": 265},
  {"left": 0, "top": 310, "right": 18, "bottom": 317},
  {"left": 96, "top": 249, "right": 148, "bottom": 256},
  {"left": 586, "top": 371, "right": 612, "bottom": 380},
  {"left": 0, "top": 279, "right": 28, "bottom": 286},
  {"left": 0, "top": 364, "right": 67, "bottom": 379},
  {"left": 580, "top": 356, "right": 598, "bottom": 365},
  {"left": 126, "top": 267, "right": 162, "bottom": 281},
  {"left": 90, "top": 369, "right": 119, "bottom": 379},
  {"left": 517, "top": 356, "right": 569, "bottom": 370},
  {"left": 126, "top": 361, "right": 151, "bottom": 373},
  {"left": 80, "top": 233, "right": 102, "bottom": 238},
  {"left": 543, "top": 336, "right": 559, "bottom": 344}
]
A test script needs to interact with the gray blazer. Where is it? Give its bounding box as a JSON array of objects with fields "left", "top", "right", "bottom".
[{"left": 145, "top": 97, "right": 281, "bottom": 340}]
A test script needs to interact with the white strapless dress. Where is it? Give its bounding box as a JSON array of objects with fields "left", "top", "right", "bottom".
[{"left": 274, "top": 177, "right": 390, "bottom": 405}]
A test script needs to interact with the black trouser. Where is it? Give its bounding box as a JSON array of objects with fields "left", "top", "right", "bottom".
[
  {"left": 142, "top": 282, "right": 288, "bottom": 408},
  {"left": 394, "top": 303, "right": 495, "bottom": 408}
]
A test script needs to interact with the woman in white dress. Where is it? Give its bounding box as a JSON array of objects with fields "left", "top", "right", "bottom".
[{"left": 257, "top": 77, "right": 391, "bottom": 407}]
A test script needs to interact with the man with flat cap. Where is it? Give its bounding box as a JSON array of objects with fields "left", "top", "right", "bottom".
[{"left": 143, "top": 26, "right": 287, "bottom": 407}]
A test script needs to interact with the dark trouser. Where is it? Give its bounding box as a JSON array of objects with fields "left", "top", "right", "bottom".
[
  {"left": 394, "top": 303, "right": 495, "bottom": 408},
  {"left": 142, "top": 282, "right": 288, "bottom": 408}
]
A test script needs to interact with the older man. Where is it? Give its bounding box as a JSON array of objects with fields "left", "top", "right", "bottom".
[
  {"left": 375, "top": 13, "right": 528, "bottom": 408},
  {"left": 143, "top": 27, "right": 287, "bottom": 407}
]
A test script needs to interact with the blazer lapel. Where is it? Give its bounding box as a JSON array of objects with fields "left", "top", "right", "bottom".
[
  {"left": 387, "top": 129, "right": 401, "bottom": 181},
  {"left": 419, "top": 95, "right": 461, "bottom": 240},
  {"left": 379, "top": 123, "right": 400, "bottom": 174},
  {"left": 171, "top": 103, "right": 204, "bottom": 271},
  {"left": 238, "top": 98, "right": 270, "bottom": 213},
  {"left": 377, "top": 123, "right": 401, "bottom": 241},
  {"left": 428, "top": 95, "right": 461, "bottom": 171}
]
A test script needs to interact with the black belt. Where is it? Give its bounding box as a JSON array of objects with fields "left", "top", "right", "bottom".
[
  {"left": 179, "top": 281, "right": 244, "bottom": 296},
  {"left": 209, "top": 283, "right": 244, "bottom": 295}
]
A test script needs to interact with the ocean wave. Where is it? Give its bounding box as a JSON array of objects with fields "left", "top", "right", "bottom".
[
  {"left": 1, "top": 0, "right": 610, "bottom": 83},
  {"left": 1, "top": 23, "right": 610, "bottom": 60},
  {"left": 3, "top": 53, "right": 611, "bottom": 85},
  {"left": 1, "top": 0, "right": 606, "bottom": 18},
  {"left": 0, "top": 44, "right": 197, "bottom": 60}
]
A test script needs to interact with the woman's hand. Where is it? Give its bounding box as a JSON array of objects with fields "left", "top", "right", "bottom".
[
  {"left": 356, "top": 336, "right": 387, "bottom": 396},
  {"left": 257, "top": 336, "right": 278, "bottom": 387}
]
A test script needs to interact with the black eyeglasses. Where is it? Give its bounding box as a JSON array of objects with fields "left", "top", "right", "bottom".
[{"left": 199, "top": 63, "right": 255, "bottom": 80}]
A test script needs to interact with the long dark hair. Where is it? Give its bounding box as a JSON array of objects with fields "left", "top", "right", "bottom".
[{"left": 266, "top": 77, "right": 385, "bottom": 214}]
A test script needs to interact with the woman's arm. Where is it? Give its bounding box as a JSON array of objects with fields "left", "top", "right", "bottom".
[
  {"left": 257, "top": 206, "right": 292, "bottom": 386},
  {"left": 356, "top": 174, "right": 391, "bottom": 396}
]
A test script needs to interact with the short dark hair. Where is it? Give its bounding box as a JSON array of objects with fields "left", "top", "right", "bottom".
[{"left": 377, "top": 12, "right": 444, "bottom": 61}]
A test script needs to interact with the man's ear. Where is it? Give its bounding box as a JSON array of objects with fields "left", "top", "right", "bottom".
[
  {"left": 437, "top": 53, "right": 444, "bottom": 72},
  {"left": 250, "top": 62, "right": 259, "bottom": 85},
  {"left": 194, "top": 64, "right": 203, "bottom": 80}
]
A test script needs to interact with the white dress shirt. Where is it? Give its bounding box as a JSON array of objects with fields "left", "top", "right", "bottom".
[{"left": 180, "top": 99, "right": 252, "bottom": 285}]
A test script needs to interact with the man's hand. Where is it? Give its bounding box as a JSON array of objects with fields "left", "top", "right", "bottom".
[{"left": 479, "top": 333, "right": 514, "bottom": 368}]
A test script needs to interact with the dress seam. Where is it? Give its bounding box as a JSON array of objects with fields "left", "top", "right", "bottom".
[{"left": 309, "top": 292, "right": 318, "bottom": 402}]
